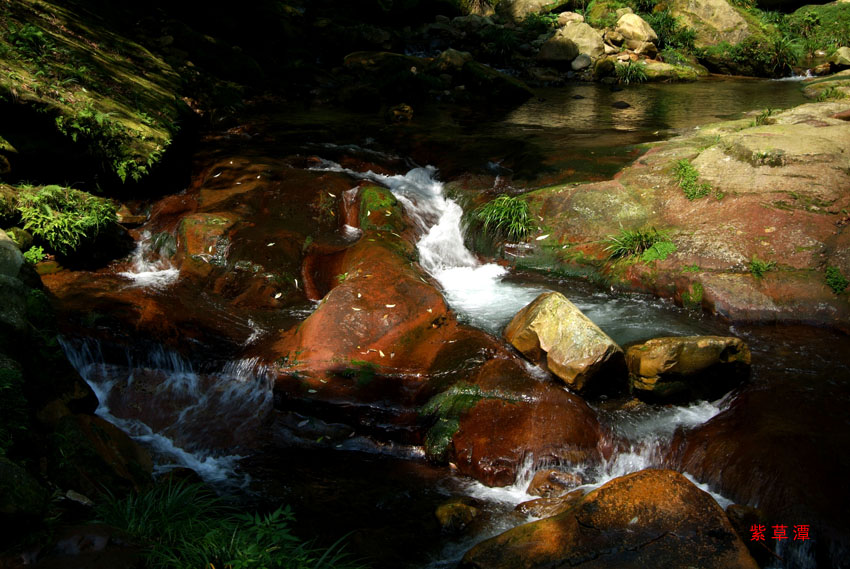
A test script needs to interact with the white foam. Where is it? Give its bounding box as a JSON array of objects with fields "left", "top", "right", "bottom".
[{"left": 118, "top": 230, "right": 179, "bottom": 288}]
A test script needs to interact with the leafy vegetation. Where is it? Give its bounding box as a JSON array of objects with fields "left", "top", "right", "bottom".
[
  {"left": 640, "top": 240, "right": 676, "bottom": 262},
  {"left": 644, "top": 10, "right": 696, "bottom": 52},
  {"left": 22, "top": 245, "right": 46, "bottom": 264},
  {"left": 605, "top": 227, "right": 671, "bottom": 260},
  {"left": 420, "top": 383, "right": 511, "bottom": 460},
  {"left": 614, "top": 62, "right": 648, "bottom": 85},
  {"left": 826, "top": 266, "right": 849, "bottom": 294},
  {"left": 96, "top": 480, "right": 363, "bottom": 569},
  {"left": 673, "top": 159, "right": 711, "bottom": 200},
  {"left": 682, "top": 282, "right": 704, "bottom": 310},
  {"left": 753, "top": 107, "right": 774, "bottom": 126},
  {"left": 787, "top": 4, "right": 850, "bottom": 54},
  {"left": 16, "top": 185, "right": 117, "bottom": 255},
  {"left": 748, "top": 255, "right": 776, "bottom": 278},
  {"left": 473, "top": 195, "right": 535, "bottom": 242},
  {"left": 521, "top": 12, "right": 559, "bottom": 36}
]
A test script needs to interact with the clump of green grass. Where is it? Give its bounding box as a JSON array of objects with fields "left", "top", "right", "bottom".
[
  {"left": 16, "top": 185, "right": 117, "bottom": 255},
  {"left": 826, "top": 266, "right": 849, "bottom": 293},
  {"left": 473, "top": 195, "right": 535, "bottom": 242},
  {"left": 605, "top": 227, "right": 671, "bottom": 260},
  {"left": 96, "top": 480, "right": 363, "bottom": 569},
  {"left": 749, "top": 255, "right": 776, "bottom": 278},
  {"left": 817, "top": 85, "right": 848, "bottom": 102},
  {"left": 614, "top": 62, "right": 648, "bottom": 85},
  {"left": 753, "top": 107, "right": 774, "bottom": 126},
  {"left": 673, "top": 159, "right": 711, "bottom": 200}
]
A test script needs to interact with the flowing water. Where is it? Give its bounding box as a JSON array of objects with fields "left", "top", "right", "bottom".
[{"left": 54, "top": 77, "right": 850, "bottom": 569}]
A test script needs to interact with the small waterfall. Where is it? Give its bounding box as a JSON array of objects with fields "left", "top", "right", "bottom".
[
  {"left": 118, "top": 230, "right": 179, "bottom": 288},
  {"left": 59, "top": 337, "right": 273, "bottom": 486},
  {"left": 309, "top": 160, "right": 547, "bottom": 333}
]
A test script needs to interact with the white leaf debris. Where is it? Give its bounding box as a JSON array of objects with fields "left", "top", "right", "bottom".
[{"left": 536, "top": 234, "right": 549, "bottom": 240}]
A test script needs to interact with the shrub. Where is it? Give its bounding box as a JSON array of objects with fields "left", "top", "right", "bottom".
[
  {"left": 605, "top": 227, "right": 670, "bottom": 259},
  {"left": 473, "top": 195, "right": 535, "bottom": 241},
  {"left": 767, "top": 35, "right": 803, "bottom": 77},
  {"left": 749, "top": 255, "right": 776, "bottom": 278},
  {"left": 614, "top": 62, "right": 648, "bottom": 85},
  {"left": 673, "top": 159, "right": 711, "bottom": 200},
  {"left": 521, "top": 12, "right": 559, "bottom": 36},
  {"left": 826, "top": 266, "right": 849, "bottom": 293},
  {"left": 17, "top": 185, "right": 117, "bottom": 255},
  {"left": 97, "top": 480, "right": 363, "bottom": 569}
]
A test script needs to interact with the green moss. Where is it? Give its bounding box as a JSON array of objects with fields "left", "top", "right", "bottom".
[
  {"left": 0, "top": 0, "right": 182, "bottom": 182},
  {"left": 673, "top": 159, "right": 710, "bottom": 200},
  {"left": 25, "top": 288, "right": 53, "bottom": 329},
  {"left": 749, "top": 255, "right": 776, "bottom": 278},
  {"left": 586, "top": 0, "right": 627, "bottom": 28},
  {"left": 359, "top": 186, "right": 405, "bottom": 232},
  {"left": 826, "top": 266, "right": 849, "bottom": 294},
  {"left": 682, "top": 282, "right": 704, "bottom": 309}
]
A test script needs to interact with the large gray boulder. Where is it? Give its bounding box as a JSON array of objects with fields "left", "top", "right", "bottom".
[
  {"left": 504, "top": 291, "right": 626, "bottom": 394},
  {"left": 559, "top": 21, "right": 605, "bottom": 60},
  {"left": 0, "top": 229, "right": 22, "bottom": 278}
]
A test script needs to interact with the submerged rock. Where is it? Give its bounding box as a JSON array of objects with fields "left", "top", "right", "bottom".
[
  {"left": 435, "top": 498, "right": 480, "bottom": 533},
  {"left": 626, "top": 336, "right": 751, "bottom": 401},
  {"left": 462, "top": 469, "right": 760, "bottom": 569},
  {"left": 504, "top": 291, "right": 626, "bottom": 395},
  {"left": 526, "top": 468, "right": 582, "bottom": 497}
]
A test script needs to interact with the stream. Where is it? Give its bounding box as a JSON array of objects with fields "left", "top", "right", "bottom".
[{"left": 51, "top": 77, "right": 850, "bottom": 569}]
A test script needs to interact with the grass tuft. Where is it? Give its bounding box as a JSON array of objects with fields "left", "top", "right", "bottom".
[
  {"left": 473, "top": 195, "right": 535, "bottom": 242},
  {"left": 748, "top": 255, "right": 776, "bottom": 278},
  {"left": 614, "top": 62, "right": 648, "bottom": 85},
  {"left": 604, "top": 227, "right": 671, "bottom": 260}
]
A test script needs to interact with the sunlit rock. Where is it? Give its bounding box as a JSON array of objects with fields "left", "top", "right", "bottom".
[
  {"left": 463, "top": 469, "right": 760, "bottom": 569},
  {"left": 615, "top": 13, "right": 658, "bottom": 44},
  {"left": 626, "top": 336, "right": 750, "bottom": 401},
  {"left": 504, "top": 291, "right": 626, "bottom": 394}
]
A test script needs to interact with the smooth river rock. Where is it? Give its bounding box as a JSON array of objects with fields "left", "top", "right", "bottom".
[
  {"left": 626, "top": 335, "right": 751, "bottom": 401},
  {"left": 462, "top": 469, "right": 760, "bottom": 569},
  {"left": 504, "top": 291, "right": 626, "bottom": 394}
]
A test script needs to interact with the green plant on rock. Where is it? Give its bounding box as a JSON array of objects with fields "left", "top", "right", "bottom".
[
  {"left": 748, "top": 255, "right": 776, "bottom": 278},
  {"left": 826, "top": 266, "right": 849, "bottom": 294},
  {"left": 640, "top": 240, "right": 676, "bottom": 262},
  {"left": 97, "top": 480, "right": 363, "bottom": 569},
  {"left": 673, "top": 159, "right": 711, "bottom": 200},
  {"left": 644, "top": 10, "right": 696, "bottom": 52},
  {"left": 754, "top": 107, "right": 774, "bottom": 126},
  {"left": 682, "top": 282, "right": 704, "bottom": 310},
  {"left": 817, "top": 86, "right": 848, "bottom": 102},
  {"left": 768, "top": 35, "right": 803, "bottom": 77},
  {"left": 16, "top": 185, "right": 117, "bottom": 255},
  {"left": 473, "top": 195, "right": 535, "bottom": 242},
  {"left": 614, "top": 62, "right": 648, "bottom": 85},
  {"left": 22, "top": 245, "right": 46, "bottom": 265},
  {"left": 604, "top": 227, "right": 670, "bottom": 260},
  {"left": 421, "top": 383, "right": 487, "bottom": 460}
]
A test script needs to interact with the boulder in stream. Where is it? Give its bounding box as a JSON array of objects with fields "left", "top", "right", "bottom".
[
  {"left": 626, "top": 335, "right": 751, "bottom": 401},
  {"left": 504, "top": 291, "right": 626, "bottom": 395},
  {"left": 462, "top": 469, "right": 760, "bottom": 569}
]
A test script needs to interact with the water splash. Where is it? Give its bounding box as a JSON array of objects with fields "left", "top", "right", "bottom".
[
  {"left": 118, "top": 230, "right": 179, "bottom": 288},
  {"left": 59, "top": 337, "right": 273, "bottom": 487},
  {"left": 309, "top": 160, "right": 548, "bottom": 333}
]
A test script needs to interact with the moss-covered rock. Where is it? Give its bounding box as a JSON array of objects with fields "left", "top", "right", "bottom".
[
  {"left": 0, "top": 0, "right": 184, "bottom": 183},
  {"left": 0, "top": 456, "right": 48, "bottom": 518},
  {"left": 643, "top": 60, "right": 699, "bottom": 82}
]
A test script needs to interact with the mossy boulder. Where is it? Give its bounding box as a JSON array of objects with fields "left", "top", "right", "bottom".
[
  {"left": 668, "top": 0, "right": 756, "bottom": 48},
  {"left": 0, "top": 0, "right": 184, "bottom": 183},
  {"left": 643, "top": 61, "right": 700, "bottom": 82},
  {"left": 497, "top": 0, "right": 572, "bottom": 22},
  {"left": 359, "top": 186, "right": 405, "bottom": 233},
  {"left": 0, "top": 229, "right": 23, "bottom": 278},
  {"left": 0, "top": 457, "right": 48, "bottom": 519}
]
